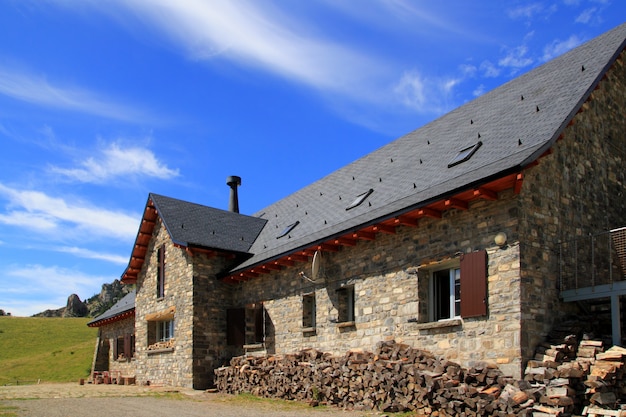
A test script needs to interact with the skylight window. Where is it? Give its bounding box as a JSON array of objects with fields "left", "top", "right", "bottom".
[
  {"left": 276, "top": 221, "right": 300, "bottom": 239},
  {"left": 448, "top": 141, "right": 482, "bottom": 168},
  {"left": 346, "top": 189, "right": 374, "bottom": 211}
]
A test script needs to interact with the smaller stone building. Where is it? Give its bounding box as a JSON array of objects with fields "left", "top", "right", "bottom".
[{"left": 88, "top": 290, "right": 136, "bottom": 379}]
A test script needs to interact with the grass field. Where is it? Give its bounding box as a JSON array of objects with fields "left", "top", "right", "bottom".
[{"left": 0, "top": 317, "right": 97, "bottom": 385}]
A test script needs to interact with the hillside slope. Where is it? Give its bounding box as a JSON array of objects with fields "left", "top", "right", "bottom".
[{"left": 0, "top": 317, "right": 96, "bottom": 384}]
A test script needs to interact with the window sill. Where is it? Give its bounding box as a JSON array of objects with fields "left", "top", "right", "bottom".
[
  {"left": 146, "top": 347, "right": 174, "bottom": 355},
  {"left": 243, "top": 343, "right": 264, "bottom": 350},
  {"left": 336, "top": 321, "right": 356, "bottom": 328},
  {"left": 412, "top": 318, "right": 462, "bottom": 330},
  {"left": 302, "top": 327, "right": 316, "bottom": 334}
]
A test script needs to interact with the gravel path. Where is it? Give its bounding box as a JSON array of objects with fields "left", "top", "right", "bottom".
[{"left": 0, "top": 383, "right": 380, "bottom": 417}]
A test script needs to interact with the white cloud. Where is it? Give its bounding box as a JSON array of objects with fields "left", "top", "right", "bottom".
[
  {"left": 507, "top": 3, "right": 546, "bottom": 20},
  {"left": 1, "top": 264, "right": 113, "bottom": 316},
  {"left": 498, "top": 45, "right": 534, "bottom": 69},
  {"left": 0, "top": 66, "right": 149, "bottom": 122},
  {"left": 0, "top": 183, "right": 139, "bottom": 241},
  {"left": 473, "top": 84, "right": 486, "bottom": 97},
  {"left": 50, "top": 142, "right": 180, "bottom": 183},
  {"left": 393, "top": 71, "right": 459, "bottom": 114},
  {"left": 55, "top": 246, "right": 129, "bottom": 265},
  {"left": 99, "top": 0, "right": 385, "bottom": 98},
  {"left": 542, "top": 35, "right": 582, "bottom": 61},
  {"left": 480, "top": 60, "right": 501, "bottom": 78}
]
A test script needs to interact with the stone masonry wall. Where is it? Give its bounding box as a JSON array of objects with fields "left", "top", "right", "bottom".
[
  {"left": 235, "top": 191, "right": 525, "bottom": 377},
  {"left": 191, "top": 253, "right": 238, "bottom": 389},
  {"left": 134, "top": 219, "right": 195, "bottom": 388},
  {"left": 97, "top": 316, "right": 135, "bottom": 377},
  {"left": 517, "top": 50, "right": 626, "bottom": 362}
]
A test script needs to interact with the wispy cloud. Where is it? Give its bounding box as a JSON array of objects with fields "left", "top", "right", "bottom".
[
  {"left": 498, "top": 45, "right": 534, "bottom": 70},
  {"left": 102, "top": 0, "right": 385, "bottom": 98},
  {"left": 0, "top": 66, "right": 149, "bottom": 122},
  {"left": 50, "top": 142, "right": 180, "bottom": 183},
  {"left": 1, "top": 264, "right": 113, "bottom": 315},
  {"left": 0, "top": 183, "right": 139, "bottom": 241},
  {"left": 542, "top": 35, "right": 582, "bottom": 61},
  {"left": 393, "top": 70, "right": 459, "bottom": 114},
  {"left": 55, "top": 246, "right": 128, "bottom": 265}
]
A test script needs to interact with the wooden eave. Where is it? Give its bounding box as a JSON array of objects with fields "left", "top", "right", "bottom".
[
  {"left": 87, "top": 309, "right": 135, "bottom": 328},
  {"left": 222, "top": 171, "right": 526, "bottom": 283},
  {"left": 121, "top": 198, "right": 233, "bottom": 283}
]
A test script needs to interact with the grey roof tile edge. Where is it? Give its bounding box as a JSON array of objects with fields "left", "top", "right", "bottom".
[{"left": 87, "top": 290, "right": 136, "bottom": 326}]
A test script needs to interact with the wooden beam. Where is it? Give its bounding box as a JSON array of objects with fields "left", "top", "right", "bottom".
[
  {"left": 445, "top": 198, "right": 468, "bottom": 210},
  {"left": 317, "top": 243, "right": 340, "bottom": 252},
  {"left": 288, "top": 254, "right": 309, "bottom": 262},
  {"left": 262, "top": 263, "right": 282, "bottom": 271},
  {"left": 275, "top": 258, "right": 295, "bottom": 267},
  {"left": 353, "top": 231, "right": 376, "bottom": 241},
  {"left": 394, "top": 215, "right": 418, "bottom": 227},
  {"left": 473, "top": 188, "right": 498, "bottom": 201},
  {"left": 334, "top": 237, "right": 357, "bottom": 246},
  {"left": 514, "top": 173, "right": 524, "bottom": 194},
  {"left": 417, "top": 207, "right": 442, "bottom": 219},
  {"left": 373, "top": 224, "right": 396, "bottom": 235}
]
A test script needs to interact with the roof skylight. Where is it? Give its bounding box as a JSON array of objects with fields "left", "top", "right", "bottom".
[
  {"left": 448, "top": 141, "right": 482, "bottom": 168},
  {"left": 346, "top": 189, "right": 374, "bottom": 211},
  {"left": 276, "top": 221, "right": 299, "bottom": 239}
]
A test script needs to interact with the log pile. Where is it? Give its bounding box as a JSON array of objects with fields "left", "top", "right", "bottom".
[
  {"left": 215, "top": 338, "right": 626, "bottom": 416},
  {"left": 215, "top": 340, "right": 535, "bottom": 416},
  {"left": 524, "top": 335, "right": 626, "bottom": 416}
]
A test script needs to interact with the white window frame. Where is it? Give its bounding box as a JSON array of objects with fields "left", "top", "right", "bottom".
[
  {"left": 156, "top": 319, "right": 174, "bottom": 342},
  {"left": 429, "top": 265, "right": 461, "bottom": 321}
]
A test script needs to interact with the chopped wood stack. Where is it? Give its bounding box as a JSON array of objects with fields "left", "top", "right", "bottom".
[
  {"left": 524, "top": 336, "right": 626, "bottom": 417},
  {"left": 215, "top": 340, "right": 535, "bottom": 416}
]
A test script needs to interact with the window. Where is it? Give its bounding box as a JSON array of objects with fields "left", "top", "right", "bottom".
[
  {"left": 337, "top": 286, "right": 355, "bottom": 324},
  {"left": 156, "top": 246, "right": 165, "bottom": 298},
  {"left": 448, "top": 141, "right": 482, "bottom": 168},
  {"left": 114, "top": 333, "right": 135, "bottom": 361},
  {"left": 346, "top": 189, "right": 374, "bottom": 210},
  {"left": 157, "top": 320, "right": 175, "bottom": 342},
  {"left": 428, "top": 250, "right": 488, "bottom": 321},
  {"left": 302, "top": 293, "right": 316, "bottom": 330},
  {"left": 431, "top": 267, "right": 461, "bottom": 320},
  {"left": 277, "top": 221, "right": 300, "bottom": 239}
]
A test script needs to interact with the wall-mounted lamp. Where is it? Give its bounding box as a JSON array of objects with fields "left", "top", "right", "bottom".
[{"left": 494, "top": 232, "right": 507, "bottom": 246}]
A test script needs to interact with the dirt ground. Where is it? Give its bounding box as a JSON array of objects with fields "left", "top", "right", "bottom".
[{"left": 0, "top": 383, "right": 382, "bottom": 417}]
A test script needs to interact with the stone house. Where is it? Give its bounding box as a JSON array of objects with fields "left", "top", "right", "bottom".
[
  {"left": 103, "top": 23, "right": 626, "bottom": 389},
  {"left": 87, "top": 290, "right": 136, "bottom": 379}
]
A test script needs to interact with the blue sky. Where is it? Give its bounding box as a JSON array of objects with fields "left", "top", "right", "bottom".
[{"left": 0, "top": 1, "right": 624, "bottom": 316}]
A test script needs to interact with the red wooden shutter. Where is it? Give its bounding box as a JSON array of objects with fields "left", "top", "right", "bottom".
[
  {"left": 124, "top": 333, "right": 131, "bottom": 359},
  {"left": 460, "top": 250, "right": 487, "bottom": 318}
]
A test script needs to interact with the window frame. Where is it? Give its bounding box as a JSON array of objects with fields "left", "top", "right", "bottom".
[
  {"left": 156, "top": 245, "right": 165, "bottom": 298},
  {"left": 336, "top": 286, "right": 355, "bottom": 325},
  {"left": 426, "top": 250, "right": 488, "bottom": 322},
  {"left": 156, "top": 319, "right": 174, "bottom": 342},
  {"left": 429, "top": 265, "right": 461, "bottom": 321},
  {"left": 302, "top": 293, "right": 316, "bottom": 330}
]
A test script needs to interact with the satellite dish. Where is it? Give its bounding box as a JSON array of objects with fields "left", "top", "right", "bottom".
[{"left": 311, "top": 250, "right": 321, "bottom": 280}]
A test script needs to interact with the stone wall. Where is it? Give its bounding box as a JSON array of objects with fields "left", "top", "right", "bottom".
[
  {"left": 235, "top": 191, "right": 525, "bottom": 377},
  {"left": 134, "top": 219, "right": 195, "bottom": 387},
  {"left": 517, "top": 50, "right": 626, "bottom": 362},
  {"left": 95, "top": 316, "right": 135, "bottom": 377}
]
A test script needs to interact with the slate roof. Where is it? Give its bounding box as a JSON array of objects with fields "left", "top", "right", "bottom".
[
  {"left": 231, "top": 22, "right": 626, "bottom": 272},
  {"left": 87, "top": 290, "right": 136, "bottom": 327},
  {"left": 150, "top": 193, "right": 267, "bottom": 254}
]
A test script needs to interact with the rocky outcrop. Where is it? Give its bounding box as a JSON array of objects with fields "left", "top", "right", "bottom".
[{"left": 33, "top": 279, "right": 133, "bottom": 318}]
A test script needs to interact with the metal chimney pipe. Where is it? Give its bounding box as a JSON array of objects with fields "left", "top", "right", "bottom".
[{"left": 226, "top": 175, "right": 241, "bottom": 213}]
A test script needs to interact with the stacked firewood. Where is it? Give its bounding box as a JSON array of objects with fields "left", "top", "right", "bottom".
[
  {"left": 525, "top": 335, "right": 626, "bottom": 416},
  {"left": 215, "top": 340, "right": 536, "bottom": 416}
]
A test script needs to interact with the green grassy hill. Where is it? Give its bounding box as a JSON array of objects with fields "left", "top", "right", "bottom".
[{"left": 0, "top": 317, "right": 97, "bottom": 385}]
